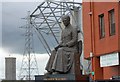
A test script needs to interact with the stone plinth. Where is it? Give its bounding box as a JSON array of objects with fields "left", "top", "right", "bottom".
[{"left": 35, "top": 74, "right": 89, "bottom": 82}]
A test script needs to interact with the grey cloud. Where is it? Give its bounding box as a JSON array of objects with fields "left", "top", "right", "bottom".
[{"left": 2, "top": 2, "right": 58, "bottom": 55}]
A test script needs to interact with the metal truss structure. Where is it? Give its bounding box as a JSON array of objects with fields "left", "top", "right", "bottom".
[
  {"left": 19, "top": 11, "right": 39, "bottom": 80},
  {"left": 30, "top": 0, "right": 82, "bottom": 55},
  {"left": 20, "top": 1, "right": 82, "bottom": 80}
]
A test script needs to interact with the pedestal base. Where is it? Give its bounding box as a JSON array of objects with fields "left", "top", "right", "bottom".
[{"left": 35, "top": 74, "right": 89, "bottom": 82}]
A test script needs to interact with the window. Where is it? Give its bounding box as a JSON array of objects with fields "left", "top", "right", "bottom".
[
  {"left": 99, "top": 14, "right": 105, "bottom": 39},
  {"left": 109, "top": 9, "right": 115, "bottom": 36}
]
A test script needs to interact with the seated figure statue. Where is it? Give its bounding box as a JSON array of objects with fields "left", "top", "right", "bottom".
[{"left": 45, "top": 15, "right": 78, "bottom": 74}]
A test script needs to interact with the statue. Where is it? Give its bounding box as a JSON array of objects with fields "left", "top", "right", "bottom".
[{"left": 45, "top": 15, "right": 78, "bottom": 74}]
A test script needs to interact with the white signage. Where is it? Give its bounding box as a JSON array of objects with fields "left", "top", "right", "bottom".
[{"left": 100, "top": 52, "right": 119, "bottom": 67}]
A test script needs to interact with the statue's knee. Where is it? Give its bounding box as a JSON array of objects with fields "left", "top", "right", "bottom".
[
  {"left": 56, "top": 48, "right": 63, "bottom": 55},
  {"left": 57, "top": 48, "right": 63, "bottom": 52}
]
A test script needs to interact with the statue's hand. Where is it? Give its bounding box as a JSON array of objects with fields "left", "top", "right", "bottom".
[
  {"left": 55, "top": 45, "right": 60, "bottom": 51},
  {"left": 55, "top": 43, "right": 68, "bottom": 51},
  {"left": 60, "top": 43, "right": 68, "bottom": 47}
]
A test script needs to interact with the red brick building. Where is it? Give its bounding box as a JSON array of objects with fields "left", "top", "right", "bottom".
[{"left": 82, "top": 1, "right": 120, "bottom": 80}]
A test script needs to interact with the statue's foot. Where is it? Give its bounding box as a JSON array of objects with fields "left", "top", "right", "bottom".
[
  {"left": 52, "top": 72, "right": 60, "bottom": 74},
  {"left": 45, "top": 72, "right": 52, "bottom": 75}
]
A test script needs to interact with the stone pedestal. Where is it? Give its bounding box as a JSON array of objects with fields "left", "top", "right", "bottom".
[{"left": 35, "top": 74, "right": 89, "bottom": 82}]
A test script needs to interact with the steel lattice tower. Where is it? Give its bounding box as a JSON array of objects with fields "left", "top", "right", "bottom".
[{"left": 19, "top": 11, "right": 39, "bottom": 80}]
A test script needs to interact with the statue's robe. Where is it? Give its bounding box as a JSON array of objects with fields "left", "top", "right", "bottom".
[{"left": 45, "top": 24, "right": 78, "bottom": 73}]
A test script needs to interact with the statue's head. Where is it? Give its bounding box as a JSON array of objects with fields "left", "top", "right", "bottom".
[{"left": 62, "top": 15, "right": 70, "bottom": 27}]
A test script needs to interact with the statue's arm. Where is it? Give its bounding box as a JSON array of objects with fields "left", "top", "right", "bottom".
[
  {"left": 59, "top": 30, "right": 65, "bottom": 47},
  {"left": 58, "top": 30, "right": 63, "bottom": 46},
  {"left": 55, "top": 31, "right": 64, "bottom": 50},
  {"left": 66, "top": 28, "right": 78, "bottom": 47}
]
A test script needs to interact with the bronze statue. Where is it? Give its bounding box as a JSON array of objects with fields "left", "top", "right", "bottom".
[{"left": 45, "top": 15, "right": 78, "bottom": 74}]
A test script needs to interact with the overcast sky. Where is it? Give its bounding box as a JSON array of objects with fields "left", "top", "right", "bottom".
[
  {"left": 2, "top": 2, "right": 57, "bottom": 55},
  {"left": 0, "top": 0, "right": 82, "bottom": 80},
  {"left": 1, "top": 2, "right": 48, "bottom": 80}
]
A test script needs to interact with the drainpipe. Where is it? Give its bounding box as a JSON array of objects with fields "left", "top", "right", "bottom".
[{"left": 89, "top": 0, "right": 95, "bottom": 80}]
